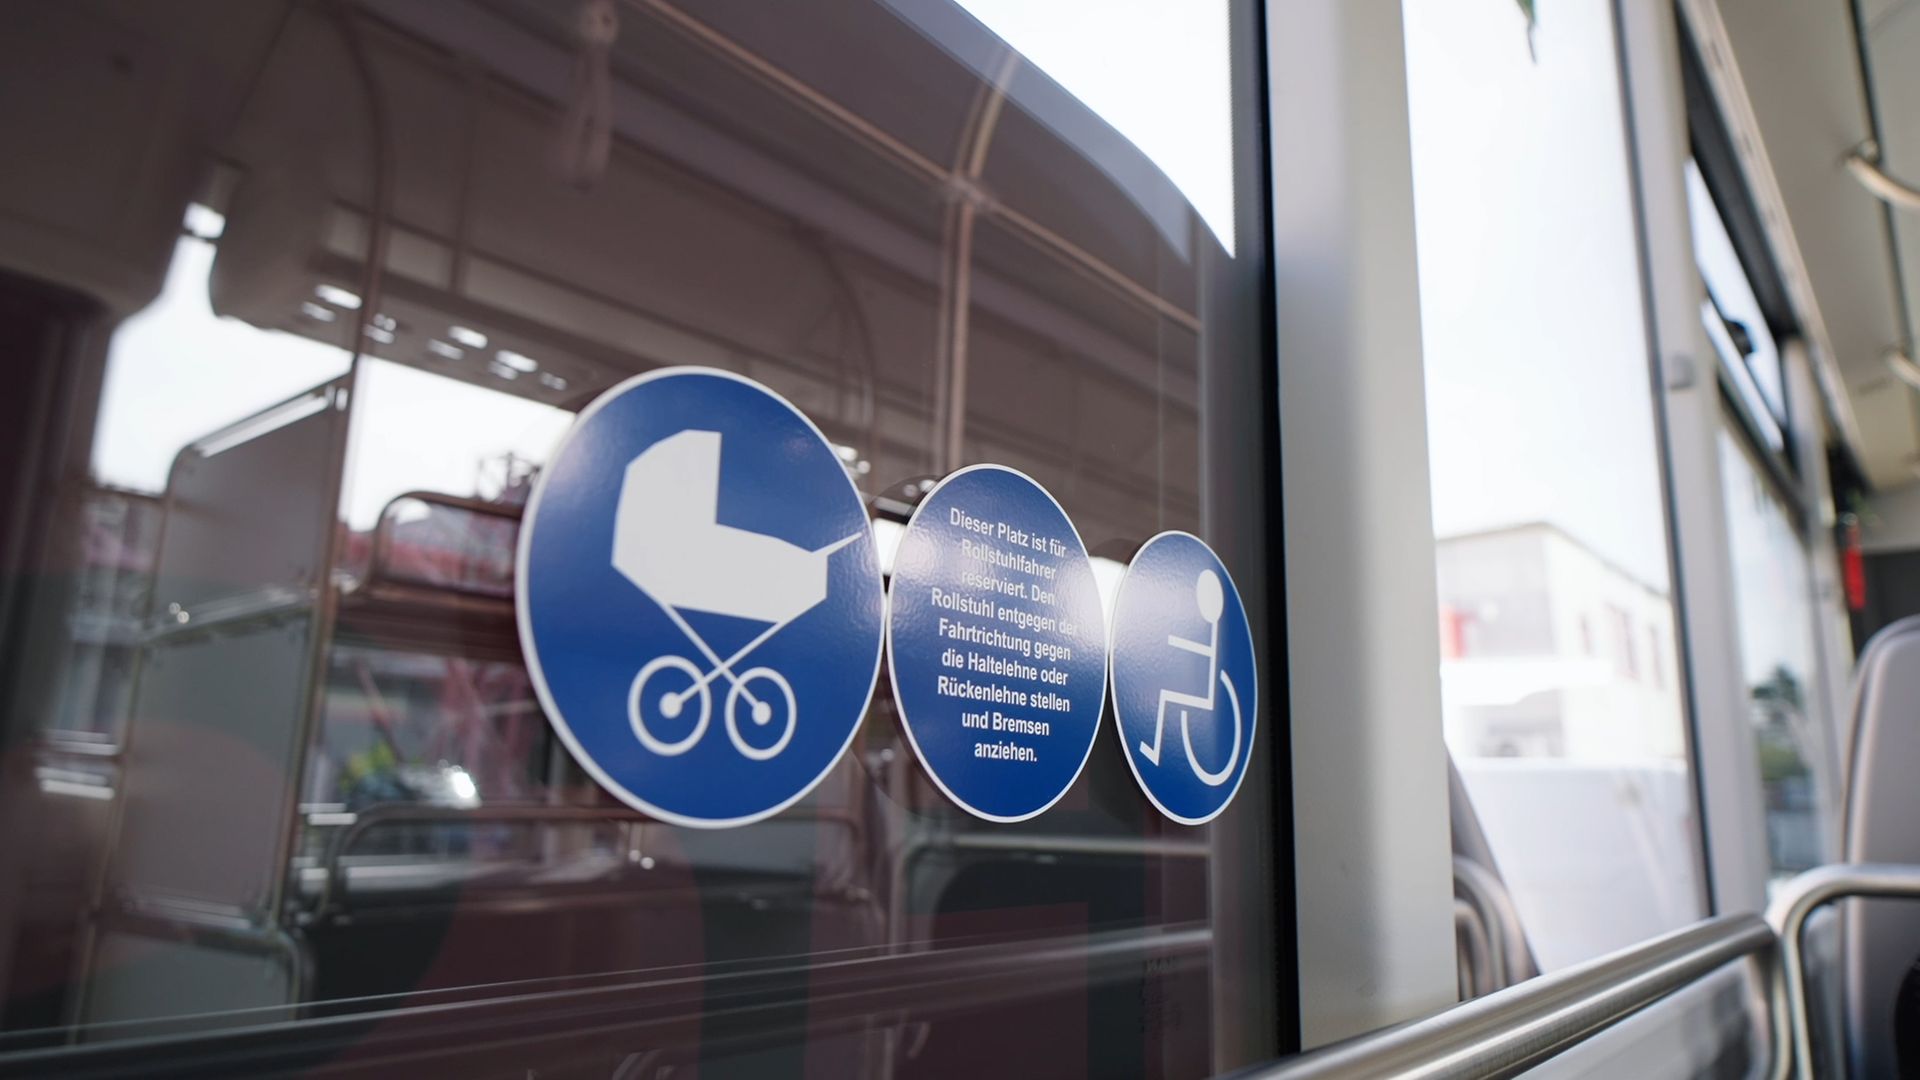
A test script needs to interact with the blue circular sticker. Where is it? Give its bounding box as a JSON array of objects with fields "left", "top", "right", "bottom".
[
  {"left": 886, "top": 466, "right": 1107, "bottom": 822},
  {"left": 1110, "top": 531, "right": 1257, "bottom": 825},
  {"left": 515, "top": 368, "right": 884, "bottom": 828}
]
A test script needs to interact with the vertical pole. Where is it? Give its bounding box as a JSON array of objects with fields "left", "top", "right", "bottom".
[
  {"left": 1265, "top": 0, "right": 1459, "bottom": 1047},
  {"left": 934, "top": 48, "right": 1018, "bottom": 475},
  {"left": 1615, "top": 0, "right": 1773, "bottom": 918}
]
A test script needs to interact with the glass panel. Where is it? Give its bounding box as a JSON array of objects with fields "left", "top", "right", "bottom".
[
  {"left": 0, "top": 0, "right": 1281, "bottom": 1073},
  {"left": 1403, "top": 0, "right": 1706, "bottom": 972},
  {"left": 1686, "top": 162, "right": 1786, "bottom": 453},
  {"left": 1717, "top": 427, "right": 1836, "bottom": 880}
]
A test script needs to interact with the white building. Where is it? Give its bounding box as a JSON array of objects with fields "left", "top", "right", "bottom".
[{"left": 1436, "top": 522, "right": 1686, "bottom": 763}]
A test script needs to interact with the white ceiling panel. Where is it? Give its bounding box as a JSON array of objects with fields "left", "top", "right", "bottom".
[{"left": 1692, "top": 0, "right": 1918, "bottom": 488}]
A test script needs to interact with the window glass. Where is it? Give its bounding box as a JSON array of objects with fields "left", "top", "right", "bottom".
[
  {"left": 1403, "top": 0, "right": 1705, "bottom": 971},
  {"left": 0, "top": 1, "right": 1281, "bottom": 1073},
  {"left": 1685, "top": 155, "right": 1837, "bottom": 882},
  {"left": 1687, "top": 162, "right": 1786, "bottom": 453},
  {"left": 1717, "top": 427, "right": 1835, "bottom": 880}
]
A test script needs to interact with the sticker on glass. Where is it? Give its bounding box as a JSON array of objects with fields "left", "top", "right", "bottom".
[
  {"left": 1109, "top": 531, "right": 1257, "bottom": 825},
  {"left": 516, "top": 367, "right": 884, "bottom": 828},
  {"left": 886, "top": 465, "right": 1107, "bottom": 822}
]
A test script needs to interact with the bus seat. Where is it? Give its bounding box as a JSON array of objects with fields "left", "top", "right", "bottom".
[{"left": 1843, "top": 615, "right": 1920, "bottom": 1078}]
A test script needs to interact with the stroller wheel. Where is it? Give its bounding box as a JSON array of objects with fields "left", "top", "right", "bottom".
[
  {"left": 629, "top": 654, "right": 711, "bottom": 756},
  {"left": 726, "top": 667, "right": 798, "bottom": 761}
]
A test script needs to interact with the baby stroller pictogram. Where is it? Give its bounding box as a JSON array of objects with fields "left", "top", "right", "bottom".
[{"left": 613, "top": 429, "right": 862, "bottom": 761}]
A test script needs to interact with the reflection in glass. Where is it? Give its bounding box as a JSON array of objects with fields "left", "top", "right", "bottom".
[
  {"left": 0, "top": 0, "right": 1276, "bottom": 1073},
  {"left": 1718, "top": 429, "right": 1834, "bottom": 879},
  {"left": 1404, "top": 0, "right": 1703, "bottom": 972}
]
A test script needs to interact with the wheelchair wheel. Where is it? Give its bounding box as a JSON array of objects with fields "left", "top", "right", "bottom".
[{"left": 1184, "top": 671, "right": 1242, "bottom": 787}]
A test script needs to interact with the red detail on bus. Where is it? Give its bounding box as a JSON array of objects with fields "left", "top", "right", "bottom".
[{"left": 1844, "top": 521, "right": 1867, "bottom": 612}]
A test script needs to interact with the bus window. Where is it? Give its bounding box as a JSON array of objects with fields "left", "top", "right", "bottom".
[
  {"left": 1716, "top": 427, "right": 1837, "bottom": 880},
  {"left": 0, "top": 1, "right": 1284, "bottom": 1074},
  {"left": 1686, "top": 160, "right": 1842, "bottom": 884},
  {"left": 1403, "top": 0, "right": 1706, "bottom": 971}
]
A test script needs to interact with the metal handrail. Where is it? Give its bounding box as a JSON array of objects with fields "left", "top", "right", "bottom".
[
  {"left": 1846, "top": 142, "right": 1920, "bottom": 212},
  {"left": 311, "top": 804, "right": 648, "bottom": 918},
  {"left": 78, "top": 895, "right": 312, "bottom": 1023},
  {"left": 1227, "top": 913, "right": 1776, "bottom": 1080},
  {"left": 1765, "top": 862, "right": 1920, "bottom": 1080},
  {"left": 1455, "top": 899, "right": 1494, "bottom": 1000},
  {"left": 310, "top": 801, "right": 871, "bottom": 920},
  {"left": 1453, "top": 855, "right": 1532, "bottom": 991},
  {"left": 360, "top": 489, "right": 523, "bottom": 600}
]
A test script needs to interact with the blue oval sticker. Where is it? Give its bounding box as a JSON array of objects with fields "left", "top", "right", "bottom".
[
  {"left": 886, "top": 466, "right": 1106, "bottom": 822},
  {"left": 516, "top": 368, "right": 884, "bottom": 828},
  {"left": 1109, "top": 531, "right": 1257, "bottom": 825}
]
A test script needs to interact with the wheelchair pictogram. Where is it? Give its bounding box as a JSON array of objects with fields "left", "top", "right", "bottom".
[
  {"left": 1109, "top": 530, "right": 1258, "bottom": 825},
  {"left": 614, "top": 429, "right": 861, "bottom": 762},
  {"left": 1134, "top": 568, "right": 1243, "bottom": 787}
]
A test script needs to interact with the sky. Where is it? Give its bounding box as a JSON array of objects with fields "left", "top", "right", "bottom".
[
  {"left": 94, "top": 237, "right": 351, "bottom": 495},
  {"left": 952, "top": 0, "right": 1236, "bottom": 255},
  {"left": 1403, "top": 0, "right": 1676, "bottom": 592},
  {"left": 93, "top": 233, "right": 573, "bottom": 531}
]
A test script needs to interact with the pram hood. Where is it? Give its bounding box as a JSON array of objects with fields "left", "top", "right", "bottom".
[{"left": 612, "top": 430, "right": 857, "bottom": 625}]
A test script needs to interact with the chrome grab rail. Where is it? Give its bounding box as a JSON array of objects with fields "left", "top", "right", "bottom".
[
  {"left": 1227, "top": 913, "right": 1776, "bottom": 1080},
  {"left": 360, "top": 489, "right": 523, "bottom": 600},
  {"left": 310, "top": 801, "right": 870, "bottom": 920},
  {"left": 310, "top": 804, "right": 648, "bottom": 919},
  {"left": 1454, "top": 899, "right": 1494, "bottom": 1000},
  {"left": 1765, "top": 862, "right": 1920, "bottom": 1080},
  {"left": 1453, "top": 855, "right": 1532, "bottom": 992},
  {"left": 1846, "top": 141, "right": 1920, "bottom": 212}
]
